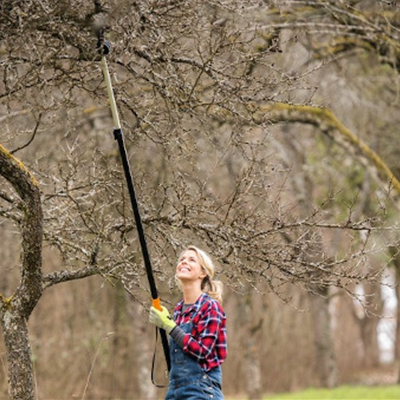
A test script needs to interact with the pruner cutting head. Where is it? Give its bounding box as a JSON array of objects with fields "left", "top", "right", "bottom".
[{"left": 96, "top": 28, "right": 111, "bottom": 56}]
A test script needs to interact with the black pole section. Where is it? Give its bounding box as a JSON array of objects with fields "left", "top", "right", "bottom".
[
  {"left": 113, "top": 128, "right": 171, "bottom": 372},
  {"left": 98, "top": 41, "right": 170, "bottom": 372},
  {"left": 113, "top": 128, "right": 157, "bottom": 299}
]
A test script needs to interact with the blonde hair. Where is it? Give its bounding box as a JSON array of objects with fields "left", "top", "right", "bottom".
[{"left": 178, "top": 245, "right": 224, "bottom": 304}]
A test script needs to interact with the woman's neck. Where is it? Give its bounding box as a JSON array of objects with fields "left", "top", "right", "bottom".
[{"left": 182, "top": 282, "right": 203, "bottom": 304}]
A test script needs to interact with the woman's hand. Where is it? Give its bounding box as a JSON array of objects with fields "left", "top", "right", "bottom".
[{"left": 149, "top": 306, "right": 177, "bottom": 334}]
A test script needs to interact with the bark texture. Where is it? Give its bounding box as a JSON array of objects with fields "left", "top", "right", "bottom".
[{"left": 0, "top": 144, "right": 43, "bottom": 400}]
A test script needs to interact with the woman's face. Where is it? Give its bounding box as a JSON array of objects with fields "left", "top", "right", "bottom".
[{"left": 176, "top": 249, "right": 207, "bottom": 283}]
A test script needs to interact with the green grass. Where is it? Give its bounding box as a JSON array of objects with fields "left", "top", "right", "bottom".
[{"left": 263, "top": 385, "right": 400, "bottom": 399}]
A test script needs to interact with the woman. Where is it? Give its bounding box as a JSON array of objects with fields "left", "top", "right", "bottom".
[{"left": 149, "top": 245, "right": 227, "bottom": 400}]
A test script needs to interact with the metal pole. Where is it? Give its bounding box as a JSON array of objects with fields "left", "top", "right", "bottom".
[{"left": 100, "top": 53, "right": 171, "bottom": 372}]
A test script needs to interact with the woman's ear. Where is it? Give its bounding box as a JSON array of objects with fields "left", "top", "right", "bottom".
[{"left": 199, "top": 268, "right": 208, "bottom": 280}]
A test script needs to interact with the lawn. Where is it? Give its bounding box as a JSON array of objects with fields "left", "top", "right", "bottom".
[{"left": 263, "top": 385, "right": 400, "bottom": 399}]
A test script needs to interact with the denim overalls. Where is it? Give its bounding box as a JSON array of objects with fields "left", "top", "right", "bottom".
[{"left": 165, "top": 308, "right": 224, "bottom": 399}]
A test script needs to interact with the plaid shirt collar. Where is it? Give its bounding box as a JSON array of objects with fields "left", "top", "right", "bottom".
[{"left": 175, "top": 292, "right": 208, "bottom": 317}]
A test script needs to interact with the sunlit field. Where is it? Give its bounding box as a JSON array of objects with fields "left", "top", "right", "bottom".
[{"left": 261, "top": 385, "right": 400, "bottom": 399}]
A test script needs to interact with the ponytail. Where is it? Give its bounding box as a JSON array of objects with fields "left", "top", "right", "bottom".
[{"left": 201, "top": 275, "right": 224, "bottom": 304}]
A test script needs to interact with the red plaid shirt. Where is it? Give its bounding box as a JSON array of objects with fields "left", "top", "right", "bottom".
[{"left": 172, "top": 293, "right": 227, "bottom": 371}]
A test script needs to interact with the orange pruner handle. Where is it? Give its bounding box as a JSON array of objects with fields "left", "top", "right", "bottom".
[{"left": 152, "top": 298, "right": 162, "bottom": 311}]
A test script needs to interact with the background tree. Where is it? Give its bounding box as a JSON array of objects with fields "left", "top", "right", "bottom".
[{"left": 1, "top": 1, "right": 400, "bottom": 399}]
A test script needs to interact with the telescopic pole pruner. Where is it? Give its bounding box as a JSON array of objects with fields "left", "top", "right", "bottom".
[{"left": 97, "top": 33, "right": 171, "bottom": 373}]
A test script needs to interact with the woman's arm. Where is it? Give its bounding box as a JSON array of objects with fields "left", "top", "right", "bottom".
[{"left": 183, "top": 301, "right": 226, "bottom": 362}]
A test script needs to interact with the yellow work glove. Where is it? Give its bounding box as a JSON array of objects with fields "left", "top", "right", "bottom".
[{"left": 149, "top": 306, "right": 177, "bottom": 334}]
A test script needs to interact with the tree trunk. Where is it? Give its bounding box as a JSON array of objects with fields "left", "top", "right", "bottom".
[
  {"left": 385, "top": 246, "right": 400, "bottom": 384},
  {"left": 246, "top": 332, "right": 262, "bottom": 400},
  {"left": 390, "top": 250, "right": 400, "bottom": 383},
  {"left": 309, "top": 285, "right": 337, "bottom": 388},
  {"left": 358, "top": 280, "right": 382, "bottom": 368},
  {"left": 126, "top": 297, "right": 157, "bottom": 400},
  {"left": 396, "top": 269, "right": 400, "bottom": 361},
  {"left": 0, "top": 144, "right": 43, "bottom": 399},
  {"left": 1, "top": 310, "right": 35, "bottom": 400},
  {"left": 397, "top": 278, "right": 400, "bottom": 384},
  {"left": 238, "top": 289, "right": 263, "bottom": 400},
  {"left": 276, "top": 130, "right": 338, "bottom": 389}
]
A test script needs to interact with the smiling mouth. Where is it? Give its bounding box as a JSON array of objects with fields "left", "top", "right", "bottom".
[{"left": 179, "top": 267, "right": 191, "bottom": 272}]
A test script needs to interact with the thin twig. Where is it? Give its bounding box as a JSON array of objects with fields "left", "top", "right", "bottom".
[
  {"left": 11, "top": 113, "right": 43, "bottom": 155},
  {"left": 80, "top": 332, "right": 115, "bottom": 400}
]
